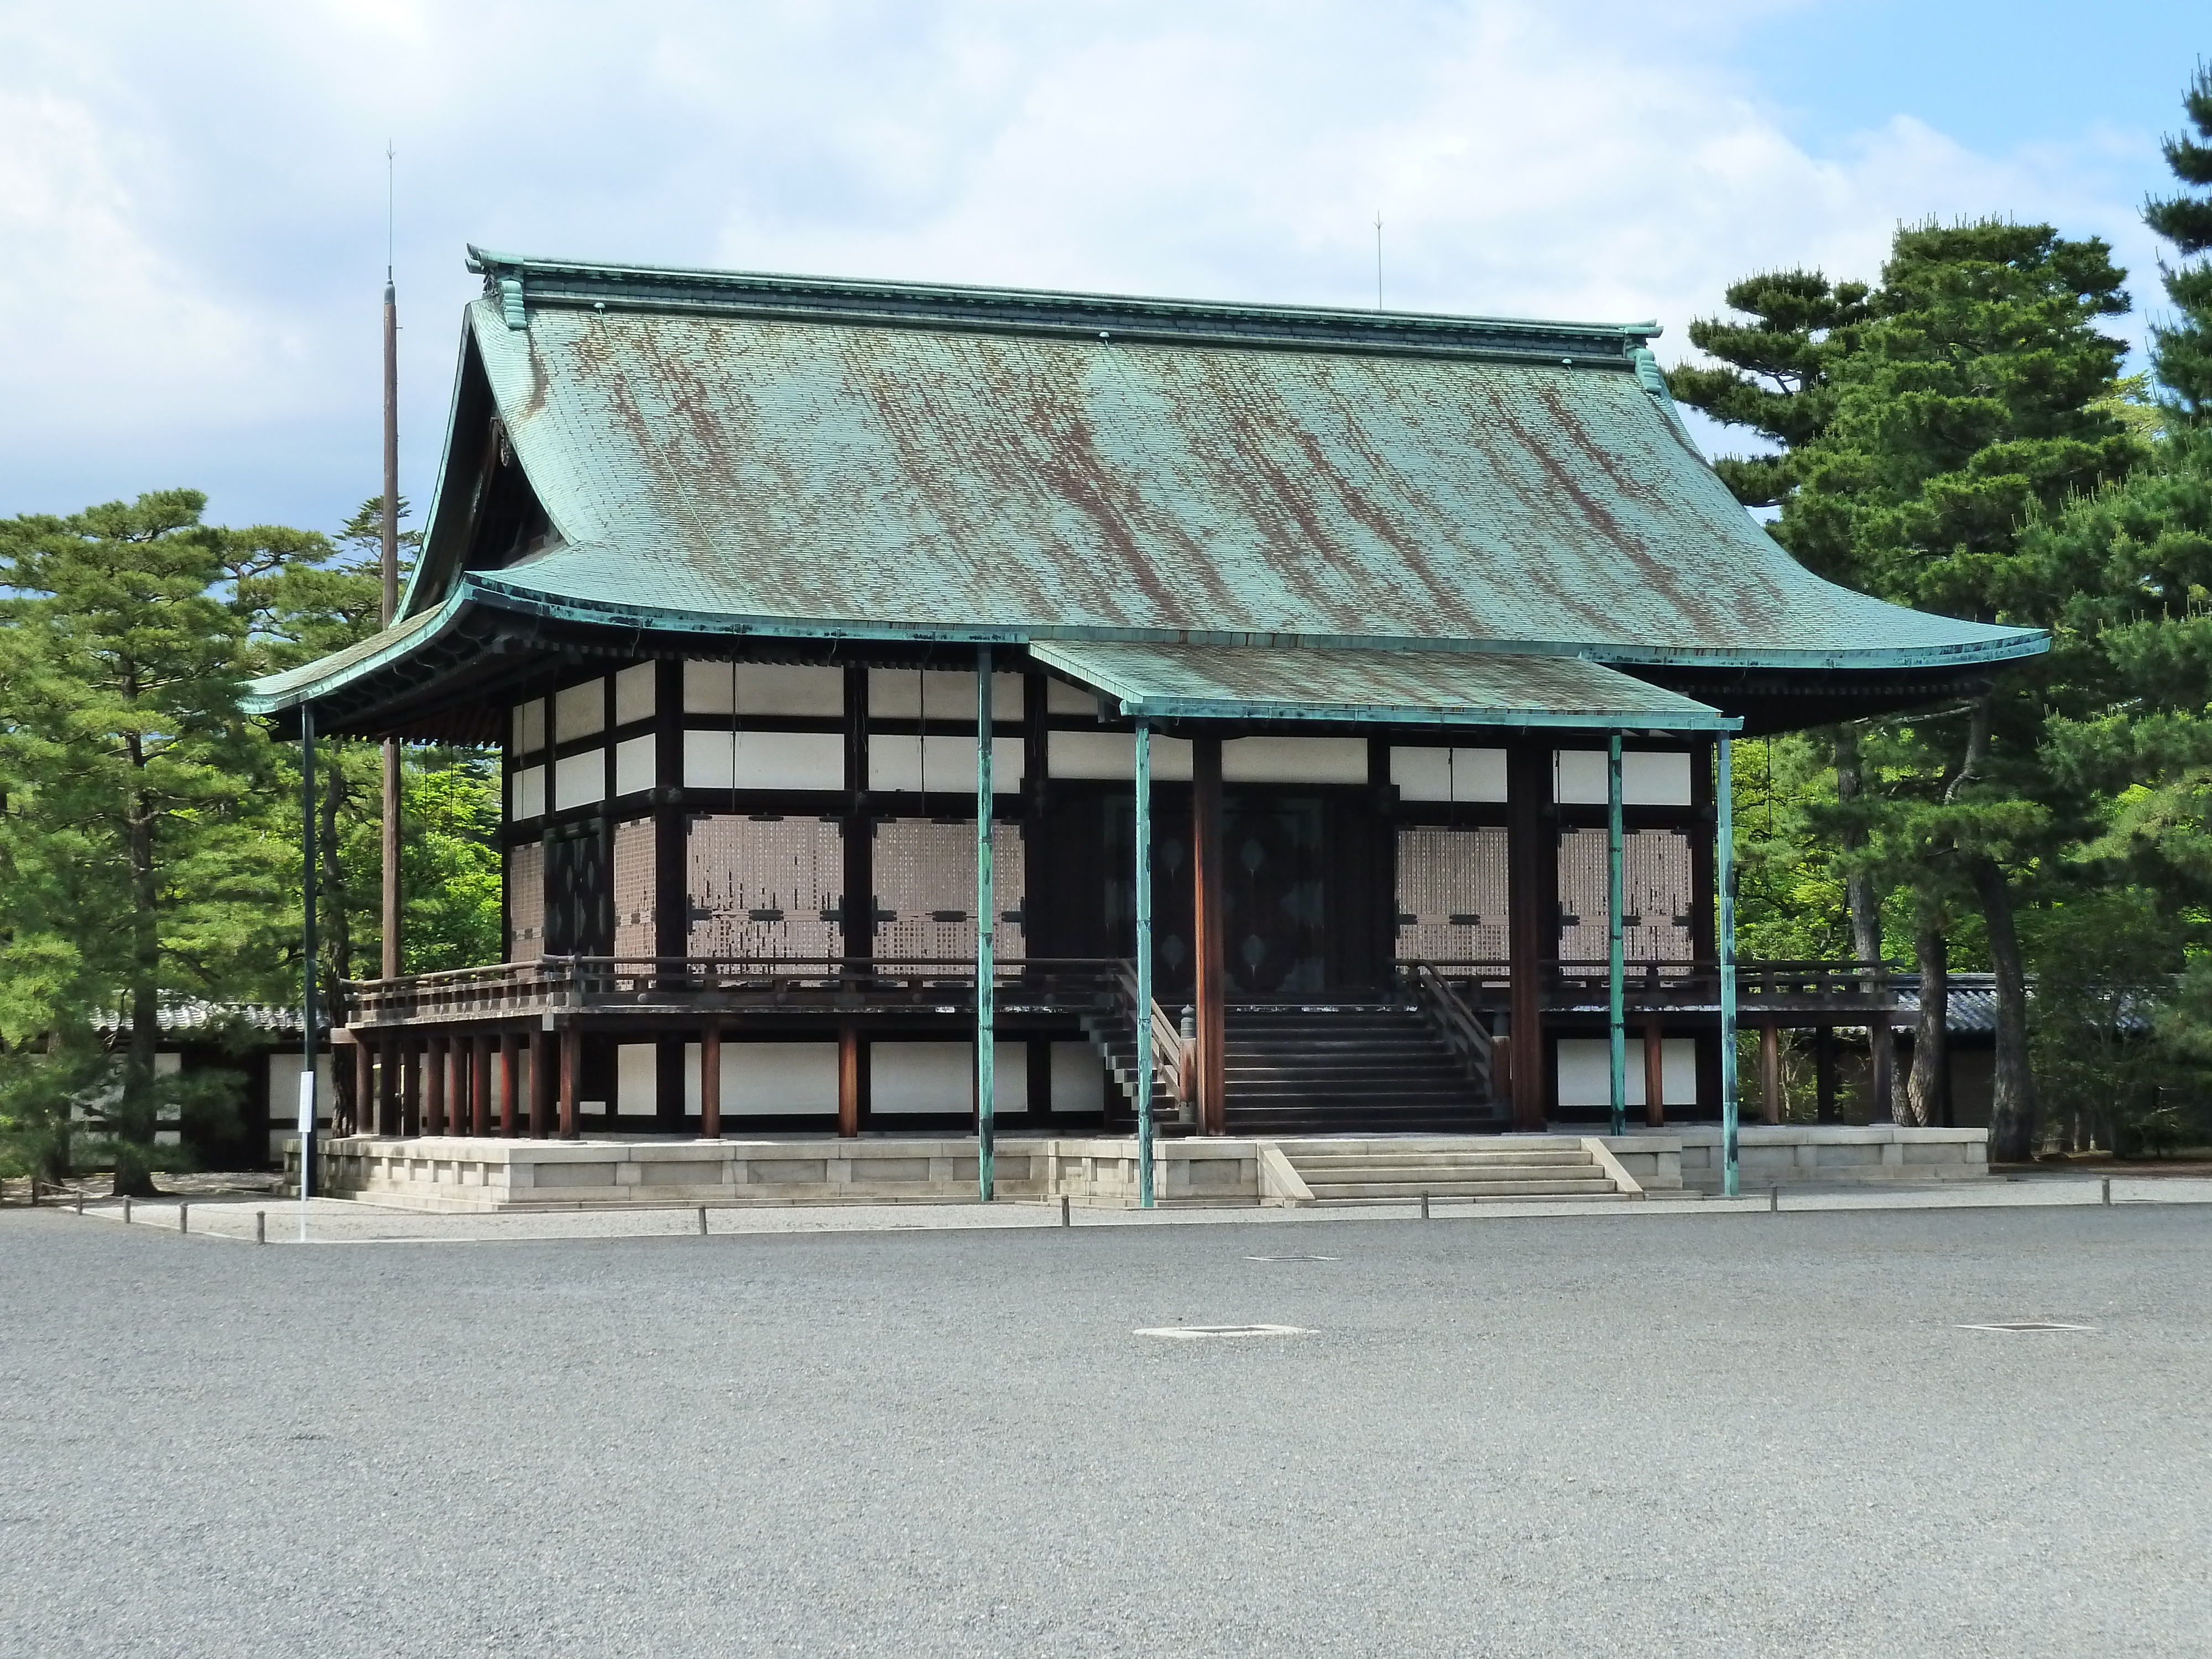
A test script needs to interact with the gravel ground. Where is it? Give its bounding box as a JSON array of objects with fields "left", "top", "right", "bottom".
[{"left": 2, "top": 1203, "right": 2208, "bottom": 1658}]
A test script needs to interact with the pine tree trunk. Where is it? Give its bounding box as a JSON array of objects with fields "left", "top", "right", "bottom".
[
  {"left": 1906, "top": 923, "right": 1947, "bottom": 1128},
  {"left": 1834, "top": 727, "right": 1900, "bottom": 1118},
  {"left": 1969, "top": 854, "right": 2036, "bottom": 1163}
]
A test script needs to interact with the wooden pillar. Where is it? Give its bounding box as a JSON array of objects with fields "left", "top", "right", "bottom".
[
  {"left": 472, "top": 1035, "right": 493, "bottom": 1137},
  {"left": 530, "top": 1027, "right": 552, "bottom": 1139},
  {"left": 375, "top": 1040, "right": 395, "bottom": 1135},
  {"left": 401, "top": 1040, "right": 420, "bottom": 1138},
  {"left": 1643, "top": 1016, "right": 1666, "bottom": 1128},
  {"left": 1759, "top": 1017, "right": 1782, "bottom": 1125},
  {"left": 347, "top": 1040, "right": 368, "bottom": 1136},
  {"left": 559, "top": 1025, "right": 580, "bottom": 1140},
  {"left": 838, "top": 1026, "right": 863, "bottom": 1138},
  {"left": 1506, "top": 741, "right": 1550, "bottom": 1131},
  {"left": 701, "top": 1025, "right": 722, "bottom": 1140},
  {"left": 425, "top": 1035, "right": 447, "bottom": 1135},
  {"left": 1868, "top": 1009, "right": 1894, "bottom": 1123},
  {"left": 1815, "top": 1024, "right": 1839, "bottom": 1124},
  {"left": 499, "top": 1032, "right": 519, "bottom": 1137},
  {"left": 1191, "top": 733, "right": 1227, "bottom": 1135}
]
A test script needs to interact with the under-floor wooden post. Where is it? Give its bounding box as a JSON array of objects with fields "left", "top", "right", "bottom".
[
  {"left": 425, "top": 1036, "right": 447, "bottom": 1136},
  {"left": 1506, "top": 742, "right": 1550, "bottom": 1131},
  {"left": 1815, "top": 1024, "right": 1839, "bottom": 1123},
  {"left": 530, "top": 1028, "right": 552, "bottom": 1139},
  {"left": 1643, "top": 1018, "right": 1666, "bottom": 1128},
  {"left": 401, "top": 1041, "right": 420, "bottom": 1137},
  {"left": 349, "top": 1040, "right": 371, "bottom": 1136},
  {"left": 838, "top": 1026, "right": 861, "bottom": 1138},
  {"left": 1760, "top": 1017, "right": 1782, "bottom": 1125},
  {"left": 499, "top": 1033, "right": 519, "bottom": 1137},
  {"left": 472, "top": 1035, "right": 493, "bottom": 1137},
  {"left": 1192, "top": 734, "right": 1227, "bottom": 1135},
  {"left": 559, "top": 1026, "right": 580, "bottom": 1140},
  {"left": 701, "top": 1025, "right": 722, "bottom": 1140},
  {"left": 1868, "top": 1010, "right": 1894, "bottom": 1123}
]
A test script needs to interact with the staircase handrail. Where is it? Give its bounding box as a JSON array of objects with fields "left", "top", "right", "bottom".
[
  {"left": 1112, "top": 959, "right": 1191, "bottom": 1104},
  {"left": 1405, "top": 963, "right": 1493, "bottom": 1094}
]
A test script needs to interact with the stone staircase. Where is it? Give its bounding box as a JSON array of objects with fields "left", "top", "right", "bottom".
[
  {"left": 1222, "top": 1003, "right": 1505, "bottom": 1135},
  {"left": 1271, "top": 1136, "right": 1636, "bottom": 1204}
]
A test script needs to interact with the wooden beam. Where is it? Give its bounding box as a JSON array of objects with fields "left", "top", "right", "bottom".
[
  {"left": 1192, "top": 733, "right": 1227, "bottom": 1135},
  {"left": 559, "top": 1025, "right": 579, "bottom": 1140},
  {"left": 838, "top": 1026, "right": 861, "bottom": 1138},
  {"left": 1643, "top": 1017, "right": 1666, "bottom": 1128},
  {"left": 1506, "top": 741, "right": 1550, "bottom": 1131},
  {"left": 701, "top": 1025, "right": 722, "bottom": 1140},
  {"left": 499, "top": 1032, "right": 519, "bottom": 1138}
]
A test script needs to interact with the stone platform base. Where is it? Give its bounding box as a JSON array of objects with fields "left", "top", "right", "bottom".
[{"left": 299, "top": 1123, "right": 1987, "bottom": 1212}]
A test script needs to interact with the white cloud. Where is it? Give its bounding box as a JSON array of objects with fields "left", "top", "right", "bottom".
[{"left": 0, "top": 0, "right": 2173, "bottom": 527}]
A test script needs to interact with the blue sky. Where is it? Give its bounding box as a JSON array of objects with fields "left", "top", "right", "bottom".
[{"left": 0, "top": 1, "right": 2202, "bottom": 538}]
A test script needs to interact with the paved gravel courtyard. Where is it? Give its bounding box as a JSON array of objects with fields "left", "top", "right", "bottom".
[{"left": 3, "top": 1202, "right": 2208, "bottom": 1658}]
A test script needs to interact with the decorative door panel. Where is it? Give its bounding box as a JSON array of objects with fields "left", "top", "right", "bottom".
[
  {"left": 1558, "top": 827, "right": 1695, "bottom": 964},
  {"left": 509, "top": 841, "right": 546, "bottom": 963},
  {"left": 612, "top": 819, "right": 656, "bottom": 960},
  {"left": 1220, "top": 797, "right": 1326, "bottom": 994},
  {"left": 687, "top": 815, "right": 844, "bottom": 961},
  {"left": 1393, "top": 826, "right": 1509, "bottom": 963},
  {"left": 872, "top": 819, "right": 1026, "bottom": 962},
  {"left": 544, "top": 823, "right": 610, "bottom": 957}
]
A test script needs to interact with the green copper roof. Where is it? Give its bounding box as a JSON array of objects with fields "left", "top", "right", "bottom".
[
  {"left": 1031, "top": 641, "right": 1737, "bottom": 731},
  {"left": 244, "top": 250, "right": 2045, "bottom": 722}
]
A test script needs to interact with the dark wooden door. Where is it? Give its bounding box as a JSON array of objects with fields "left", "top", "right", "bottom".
[
  {"left": 1220, "top": 794, "right": 1326, "bottom": 995},
  {"left": 544, "top": 821, "right": 611, "bottom": 956}
]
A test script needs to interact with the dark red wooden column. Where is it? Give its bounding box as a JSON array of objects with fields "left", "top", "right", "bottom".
[
  {"left": 838, "top": 1026, "right": 862, "bottom": 1138},
  {"left": 1759, "top": 1017, "right": 1782, "bottom": 1125},
  {"left": 701, "top": 1025, "right": 722, "bottom": 1139},
  {"left": 351, "top": 1041, "right": 372, "bottom": 1137},
  {"left": 425, "top": 1036, "right": 447, "bottom": 1135},
  {"left": 1506, "top": 741, "right": 1551, "bottom": 1131},
  {"left": 530, "top": 1028, "right": 552, "bottom": 1138},
  {"left": 559, "top": 1026, "right": 580, "bottom": 1139},
  {"left": 1191, "top": 734, "right": 1227, "bottom": 1135},
  {"left": 472, "top": 1035, "right": 493, "bottom": 1136},
  {"left": 1643, "top": 1016, "right": 1666, "bottom": 1128},
  {"left": 498, "top": 1032, "right": 519, "bottom": 1137}
]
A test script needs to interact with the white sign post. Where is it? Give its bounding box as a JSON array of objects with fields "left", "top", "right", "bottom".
[{"left": 296, "top": 1071, "right": 316, "bottom": 1239}]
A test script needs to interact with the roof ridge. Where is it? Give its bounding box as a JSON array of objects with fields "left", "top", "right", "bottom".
[{"left": 462, "top": 244, "right": 1661, "bottom": 360}]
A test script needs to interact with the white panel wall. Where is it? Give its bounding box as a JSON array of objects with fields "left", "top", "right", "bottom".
[
  {"left": 683, "top": 662, "right": 846, "bottom": 717},
  {"left": 682, "top": 729, "right": 845, "bottom": 791},
  {"left": 512, "top": 701, "right": 545, "bottom": 755},
  {"left": 1553, "top": 1037, "right": 1698, "bottom": 1107},
  {"left": 1222, "top": 736, "right": 1368, "bottom": 784},
  {"left": 616, "top": 1043, "right": 659, "bottom": 1116},
  {"left": 613, "top": 735, "right": 656, "bottom": 796},
  {"left": 868, "top": 734, "right": 1024, "bottom": 794},
  {"left": 1046, "top": 731, "right": 1195, "bottom": 781},
  {"left": 554, "top": 750, "right": 606, "bottom": 811},
  {"left": 1555, "top": 750, "right": 1695, "bottom": 806},
  {"left": 681, "top": 1042, "right": 841, "bottom": 1115},
  {"left": 509, "top": 765, "right": 546, "bottom": 821},
  {"left": 869, "top": 1041, "right": 1027, "bottom": 1114},
  {"left": 554, "top": 680, "right": 605, "bottom": 742},
  {"left": 1390, "top": 747, "right": 1508, "bottom": 803},
  {"left": 1045, "top": 677, "right": 1098, "bottom": 714},
  {"left": 869, "top": 669, "right": 1024, "bottom": 720},
  {"left": 1050, "top": 1041, "right": 1107, "bottom": 1112},
  {"left": 265, "top": 1051, "right": 338, "bottom": 1159},
  {"left": 613, "top": 663, "right": 657, "bottom": 726}
]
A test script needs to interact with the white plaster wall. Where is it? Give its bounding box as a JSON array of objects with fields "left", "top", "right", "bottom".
[
  {"left": 1555, "top": 749, "right": 1694, "bottom": 806},
  {"left": 1045, "top": 677, "right": 1097, "bottom": 714},
  {"left": 1222, "top": 736, "right": 1369, "bottom": 784},
  {"left": 868, "top": 734, "right": 1024, "bottom": 793},
  {"left": 870, "top": 1041, "right": 1027, "bottom": 1114},
  {"left": 613, "top": 663, "right": 656, "bottom": 725},
  {"left": 617, "top": 1043, "right": 658, "bottom": 1116},
  {"left": 682, "top": 662, "right": 847, "bottom": 717},
  {"left": 682, "top": 729, "right": 844, "bottom": 791},
  {"left": 1555, "top": 1036, "right": 1697, "bottom": 1107},
  {"left": 681, "top": 1042, "right": 841, "bottom": 1115},
  {"left": 613, "top": 735, "right": 655, "bottom": 796},
  {"left": 554, "top": 680, "right": 605, "bottom": 742},
  {"left": 1050, "top": 1041, "right": 1107, "bottom": 1112},
  {"left": 554, "top": 749, "right": 605, "bottom": 810},
  {"left": 1047, "top": 731, "right": 1195, "bottom": 781},
  {"left": 508, "top": 765, "right": 545, "bottom": 821},
  {"left": 868, "top": 668, "right": 1024, "bottom": 720},
  {"left": 265, "top": 1051, "right": 337, "bottom": 1160},
  {"left": 1389, "top": 746, "right": 1508, "bottom": 802}
]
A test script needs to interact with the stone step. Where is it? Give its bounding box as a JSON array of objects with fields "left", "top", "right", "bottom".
[
  {"left": 1294, "top": 1151, "right": 1596, "bottom": 1171},
  {"left": 1300, "top": 1178, "right": 1621, "bottom": 1199}
]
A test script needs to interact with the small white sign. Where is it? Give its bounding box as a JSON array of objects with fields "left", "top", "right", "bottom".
[{"left": 296, "top": 1072, "right": 317, "bottom": 1136}]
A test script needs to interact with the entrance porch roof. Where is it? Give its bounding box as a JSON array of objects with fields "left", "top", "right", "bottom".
[{"left": 1030, "top": 640, "right": 1738, "bottom": 732}]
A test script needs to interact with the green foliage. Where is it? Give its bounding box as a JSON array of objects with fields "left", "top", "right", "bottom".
[
  {"left": 2145, "top": 61, "right": 2212, "bottom": 419},
  {"left": 402, "top": 758, "right": 504, "bottom": 973},
  {"left": 2026, "top": 891, "right": 2195, "bottom": 1156}
]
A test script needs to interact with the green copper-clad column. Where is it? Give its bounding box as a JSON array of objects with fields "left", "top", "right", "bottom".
[
  {"left": 299, "top": 703, "right": 318, "bottom": 1201},
  {"left": 1607, "top": 733, "right": 1626, "bottom": 1138},
  {"left": 1717, "top": 735, "right": 1740, "bottom": 1197},
  {"left": 1134, "top": 720, "right": 1155, "bottom": 1208},
  {"left": 975, "top": 646, "right": 995, "bottom": 1202}
]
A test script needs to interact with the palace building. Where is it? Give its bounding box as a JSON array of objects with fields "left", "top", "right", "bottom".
[{"left": 246, "top": 249, "right": 2038, "bottom": 1204}]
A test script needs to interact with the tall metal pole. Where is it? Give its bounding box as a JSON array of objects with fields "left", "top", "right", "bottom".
[
  {"left": 300, "top": 705, "right": 319, "bottom": 1204},
  {"left": 1607, "top": 732, "right": 1626, "bottom": 1138},
  {"left": 1717, "top": 735, "right": 1739, "bottom": 1197},
  {"left": 1134, "top": 720, "right": 1155, "bottom": 1209},
  {"left": 379, "top": 200, "right": 403, "bottom": 985},
  {"left": 975, "top": 646, "right": 995, "bottom": 1202}
]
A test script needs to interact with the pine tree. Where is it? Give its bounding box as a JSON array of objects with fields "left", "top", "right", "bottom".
[{"left": 2145, "top": 61, "right": 2212, "bottom": 419}]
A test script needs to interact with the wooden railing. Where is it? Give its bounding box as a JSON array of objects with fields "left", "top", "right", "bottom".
[
  {"left": 1400, "top": 963, "right": 1494, "bottom": 1094},
  {"left": 1411, "top": 958, "right": 1902, "bottom": 1014},
  {"left": 1109, "top": 959, "right": 1193, "bottom": 1106}
]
